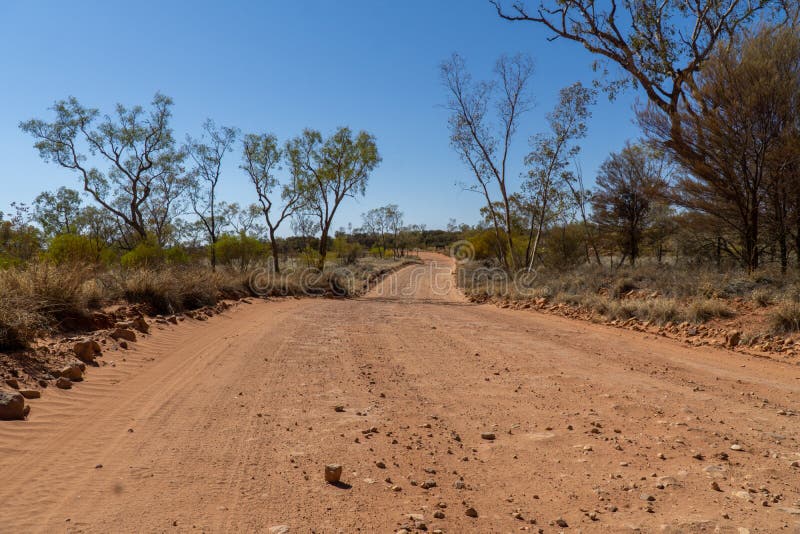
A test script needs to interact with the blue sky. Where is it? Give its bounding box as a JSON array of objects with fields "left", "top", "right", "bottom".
[{"left": 0, "top": 0, "right": 641, "bottom": 234}]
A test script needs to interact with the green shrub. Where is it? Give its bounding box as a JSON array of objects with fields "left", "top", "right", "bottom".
[
  {"left": 121, "top": 240, "right": 165, "bottom": 268},
  {"left": 333, "top": 236, "right": 363, "bottom": 265},
  {"left": 45, "top": 233, "right": 105, "bottom": 265},
  {"left": 214, "top": 234, "right": 267, "bottom": 271}
]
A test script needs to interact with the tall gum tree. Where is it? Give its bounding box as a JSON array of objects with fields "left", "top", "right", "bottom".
[
  {"left": 186, "top": 119, "right": 239, "bottom": 270},
  {"left": 286, "top": 127, "right": 380, "bottom": 269},
  {"left": 21, "top": 93, "right": 182, "bottom": 248},
  {"left": 441, "top": 53, "right": 534, "bottom": 271},
  {"left": 241, "top": 133, "right": 304, "bottom": 274}
]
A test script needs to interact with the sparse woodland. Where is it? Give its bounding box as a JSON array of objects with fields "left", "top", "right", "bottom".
[
  {"left": 1, "top": 98, "right": 443, "bottom": 348},
  {"left": 3, "top": 0, "right": 800, "bottom": 351},
  {"left": 448, "top": 1, "right": 800, "bottom": 341}
]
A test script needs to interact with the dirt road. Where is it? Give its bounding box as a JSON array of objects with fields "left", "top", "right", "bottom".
[{"left": 1, "top": 253, "right": 799, "bottom": 533}]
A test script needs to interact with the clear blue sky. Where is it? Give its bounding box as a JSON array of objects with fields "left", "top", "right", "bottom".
[{"left": 0, "top": 0, "right": 641, "bottom": 234}]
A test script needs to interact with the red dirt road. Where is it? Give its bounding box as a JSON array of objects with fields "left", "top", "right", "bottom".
[{"left": 1, "top": 253, "right": 799, "bottom": 533}]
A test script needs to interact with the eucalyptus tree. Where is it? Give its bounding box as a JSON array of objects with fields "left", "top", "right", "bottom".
[
  {"left": 641, "top": 25, "right": 800, "bottom": 271},
  {"left": 591, "top": 143, "right": 670, "bottom": 266},
  {"left": 286, "top": 127, "right": 380, "bottom": 269},
  {"left": 362, "top": 206, "right": 390, "bottom": 257},
  {"left": 242, "top": 133, "right": 304, "bottom": 273},
  {"left": 441, "top": 53, "right": 533, "bottom": 271},
  {"left": 186, "top": 119, "right": 239, "bottom": 270},
  {"left": 21, "top": 93, "right": 183, "bottom": 248},
  {"left": 33, "top": 187, "right": 83, "bottom": 238},
  {"left": 523, "top": 82, "right": 594, "bottom": 271},
  {"left": 491, "top": 0, "right": 790, "bottom": 185}
]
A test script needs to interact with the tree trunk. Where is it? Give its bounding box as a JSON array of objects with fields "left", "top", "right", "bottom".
[
  {"left": 779, "top": 232, "right": 788, "bottom": 274},
  {"left": 269, "top": 226, "right": 280, "bottom": 274},
  {"left": 318, "top": 224, "right": 330, "bottom": 270}
]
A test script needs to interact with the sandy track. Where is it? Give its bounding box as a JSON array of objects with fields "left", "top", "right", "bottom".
[{"left": 1, "top": 253, "right": 799, "bottom": 533}]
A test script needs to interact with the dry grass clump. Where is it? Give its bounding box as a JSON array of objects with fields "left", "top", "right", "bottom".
[
  {"left": 751, "top": 288, "right": 774, "bottom": 307},
  {"left": 769, "top": 301, "right": 800, "bottom": 334},
  {"left": 0, "top": 263, "right": 96, "bottom": 349},
  {"left": 0, "top": 296, "right": 46, "bottom": 350},
  {"left": 121, "top": 267, "right": 253, "bottom": 314},
  {"left": 0, "top": 256, "right": 412, "bottom": 349},
  {"left": 458, "top": 260, "right": 748, "bottom": 326},
  {"left": 686, "top": 298, "right": 735, "bottom": 323}
]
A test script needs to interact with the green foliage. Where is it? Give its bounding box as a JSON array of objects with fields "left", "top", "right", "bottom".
[
  {"left": 45, "top": 233, "right": 104, "bottom": 265},
  {"left": 299, "top": 246, "right": 322, "bottom": 268},
  {"left": 0, "top": 208, "right": 42, "bottom": 265},
  {"left": 214, "top": 234, "right": 267, "bottom": 271},
  {"left": 33, "top": 187, "right": 83, "bottom": 238},
  {"left": 332, "top": 236, "right": 362, "bottom": 265},
  {"left": 541, "top": 223, "right": 587, "bottom": 269},
  {"left": 164, "top": 246, "right": 190, "bottom": 265},
  {"left": 21, "top": 93, "right": 183, "bottom": 242},
  {"left": 468, "top": 230, "right": 499, "bottom": 260},
  {"left": 120, "top": 240, "right": 166, "bottom": 268},
  {"left": 286, "top": 127, "right": 381, "bottom": 267}
]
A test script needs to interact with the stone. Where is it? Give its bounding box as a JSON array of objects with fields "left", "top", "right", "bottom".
[
  {"left": 334, "top": 405, "right": 345, "bottom": 412},
  {"left": 110, "top": 328, "right": 137, "bottom": 342},
  {"left": 4, "top": 378, "right": 19, "bottom": 389},
  {"left": 730, "top": 444, "right": 743, "bottom": 451},
  {"left": 56, "top": 377, "right": 73, "bottom": 389},
  {"left": 73, "top": 339, "right": 101, "bottom": 363},
  {"left": 421, "top": 479, "right": 437, "bottom": 489},
  {"left": 0, "top": 389, "right": 26, "bottom": 420},
  {"left": 59, "top": 364, "right": 83, "bottom": 381},
  {"left": 269, "top": 526, "right": 290, "bottom": 534},
  {"left": 465, "top": 507, "right": 478, "bottom": 518},
  {"left": 131, "top": 316, "right": 150, "bottom": 334},
  {"left": 375, "top": 460, "right": 386, "bottom": 469},
  {"left": 19, "top": 390, "right": 40, "bottom": 399},
  {"left": 555, "top": 518, "right": 568, "bottom": 528},
  {"left": 167, "top": 316, "right": 178, "bottom": 325},
  {"left": 453, "top": 480, "right": 465, "bottom": 489},
  {"left": 433, "top": 510, "right": 445, "bottom": 519},
  {"left": 726, "top": 330, "right": 741, "bottom": 348},
  {"left": 481, "top": 432, "right": 496, "bottom": 440},
  {"left": 324, "top": 464, "right": 342, "bottom": 483}
]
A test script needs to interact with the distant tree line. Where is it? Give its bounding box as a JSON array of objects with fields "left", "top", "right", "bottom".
[{"left": 4, "top": 96, "right": 382, "bottom": 271}]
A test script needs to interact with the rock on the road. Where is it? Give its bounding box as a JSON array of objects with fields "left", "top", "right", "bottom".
[
  {"left": 56, "top": 377, "right": 73, "bottom": 390},
  {"left": 59, "top": 363, "right": 84, "bottom": 381},
  {"left": 0, "top": 389, "right": 26, "bottom": 420},
  {"left": 325, "top": 464, "right": 342, "bottom": 483},
  {"left": 110, "top": 328, "right": 137, "bottom": 342},
  {"left": 73, "top": 339, "right": 102, "bottom": 363}
]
